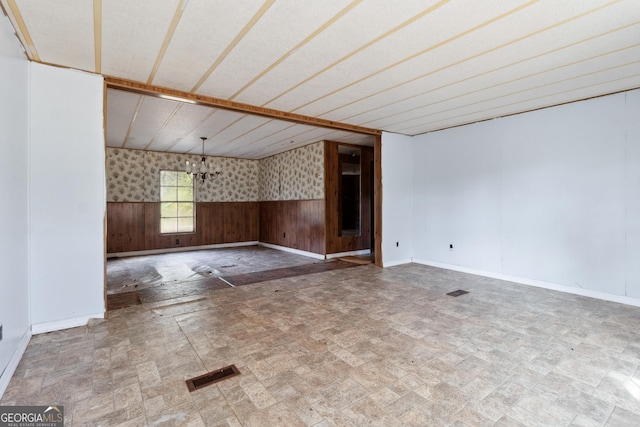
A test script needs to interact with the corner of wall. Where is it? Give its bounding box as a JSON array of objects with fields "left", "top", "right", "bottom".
[
  {"left": 0, "top": 329, "right": 31, "bottom": 399},
  {"left": 380, "top": 132, "right": 415, "bottom": 267},
  {"left": 29, "top": 63, "right": 106, "bottom": 326},
  {"left": 0, "top": 13, "right": 31, "bottom": 399}
]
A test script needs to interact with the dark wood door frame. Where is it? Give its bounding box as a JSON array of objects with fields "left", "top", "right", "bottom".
[{"left": 374, "top": 134, "right": 382, "bottom": 267}]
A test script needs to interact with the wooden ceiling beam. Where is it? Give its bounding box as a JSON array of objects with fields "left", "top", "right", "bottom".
[{"left": 104, "top": 76, "right": 381, "bottom": 136}]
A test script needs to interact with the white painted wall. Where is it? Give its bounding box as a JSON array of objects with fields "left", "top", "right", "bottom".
[
  {"left": 413, "top": 121, "right": 503, "bottom": 273},
  {"left": 381, "top": 132, "right": 414, "bottom": 266},
  {"left": 626, "top": 90, "right": 640, "bottom": 299},
  {"left": 29, "top": 63, "right": 105, "bottom": 330},
  {"left": 412, "top": 90, "right": 640, "bottom": 301},
  {"left": 0, "top": 14, "right": 30, "bottom": 395},
  {"left": 500, "top": 96, "right": 626, "bottom": 295}
]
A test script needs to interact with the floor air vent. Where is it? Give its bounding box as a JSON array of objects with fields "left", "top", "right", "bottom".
[
  {"left": 186, "top": 364, "right": 240, "bottom": 392},
  {"left": 446, "top": 290, "right": 469, "bottom": 297}
]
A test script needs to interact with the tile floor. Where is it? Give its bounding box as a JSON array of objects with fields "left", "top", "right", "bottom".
[{"left": 3, "top": 263, "right": 640, "bottom": 426}]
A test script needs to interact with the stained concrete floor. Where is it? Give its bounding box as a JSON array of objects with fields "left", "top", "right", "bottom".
[
  {"left": 3, "top": 263, "right": 640, "bottom": 426},
  {"left": 106, "top": 246, "right": 358, "bottom": 311},
  {"left": 106, "top": 246, "right": 330, "bottom": 295}
]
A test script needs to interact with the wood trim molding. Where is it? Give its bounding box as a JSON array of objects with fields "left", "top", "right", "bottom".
[
  {"left": 102, "top": 80, "right": 108, "bottom": 313},
  {"left": 146, "top": 0, "right": 188, "bottom": 84},
  {"left": 374, "top": 134, "right": 382, "bottom": 267},
  {"left": 93, "top": 0, "right": 102, "bottom": 73},
  {"left": 104, "top": 76, "right": 382, "bottom": 136},
  {"left": 323, "top": 141, "right": 373, "bottom": 255},
  {"left": 4, "top": 0, "right": 40, "bottom": 61}
]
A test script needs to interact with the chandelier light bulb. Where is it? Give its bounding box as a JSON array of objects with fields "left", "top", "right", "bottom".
[{"left": 184, "top": 136, "right": 222, "bottom": 183}]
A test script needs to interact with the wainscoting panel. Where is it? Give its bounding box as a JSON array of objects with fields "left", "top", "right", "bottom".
[
  {"left": 259, "top": 200, "right": 325, "bottom": 255},
  {"left": 106, "top": 202, "right": 146, "bottom": 253},
  {"left": 107, "top": 202, "right": 259, "bottom": 253}
]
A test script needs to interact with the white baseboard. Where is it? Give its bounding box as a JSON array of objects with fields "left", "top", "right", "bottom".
[
  {"left": 258, "top": 242, "right": 325, "bottom": 260},
  {"left": 107, "top": 241, "right": 259, "bottom": 258},
  {"left": 107, "top": 241, "right": 373, "bottom": 263},
  {"left": 325, "top": 249, "right": 371, "bottom": 259},
  {"left": 382, "top": 258, "right": 412, "bottom": 267},
  {"left": 0, "top": 329, "right": 31, "bottom": 399},
  {"left": 31, "top": 312, "right": 105, "bottom": 335},
  {"left": 412, "top": 258, "right": 640, "bottom": 308}
]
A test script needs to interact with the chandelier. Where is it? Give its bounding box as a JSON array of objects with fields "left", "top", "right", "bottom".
[{"left": 185, "top": 137, "right": 222, "bottom": 183}]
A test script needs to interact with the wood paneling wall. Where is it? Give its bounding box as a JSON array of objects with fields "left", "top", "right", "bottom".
[
  {"left": 324, "top": 140, "right": 374, "bottom": 255},
  {"left": 107, "top": 203, "right": 146, "bottom": 252},
  {"left": 107, "top": 141, "right": 379, "bottom": 257},
  {"left": 107, "top": 202, "right": 259, "bottom": 253},
  {"left": 259, "top": 200, "right": 325, "bottom": 255},
  {"left": 374, "top": 134, "right": 382, "bottom": 267}
]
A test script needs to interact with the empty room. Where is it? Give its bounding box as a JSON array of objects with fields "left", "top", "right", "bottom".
[{"left": 1, "top": 1, "right": 640, "bottom": 426}]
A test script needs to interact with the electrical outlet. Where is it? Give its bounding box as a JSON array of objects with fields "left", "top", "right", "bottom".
[{"left": 396, "top": 242, "right": 399, "bottom": 247}]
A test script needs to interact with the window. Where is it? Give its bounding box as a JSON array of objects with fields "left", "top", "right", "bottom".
[{"left": 160, "top": 170, "right": 194, "bottom": 234}]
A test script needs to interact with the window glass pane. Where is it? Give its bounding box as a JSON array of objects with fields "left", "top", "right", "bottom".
[
  {"left": 177, "top": 218, "right": 193, "bottom": 233},
  {"left": 161, "top": 186, "right": 176, "bottom": 201},
  {"left": 161, "top": 202, "right": 177, "bottom": 218},
  {"left": 160, "top": 170, "right": 177, "bottom": 186},
  {"left": 177, "top": 186, "right": 193, "bottom": 201},
  {"left": 177, "top": 202, "right": 193, "bottom": 217},
  {"left": 160, "top": 169, "right": 195, "bottom": 234},
  {"left": 160, "top": 218, "right": 177, "bottom": 234},
  {"left": 177, "top": 172, "right": 193, "bottom": 187}
]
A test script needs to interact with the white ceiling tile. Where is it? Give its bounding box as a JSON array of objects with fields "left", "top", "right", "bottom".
[
  {"left": 145, "top": 103, "right": 215, "bottom": 152},
  {"left": 124, "top": 96, "right": 181, "bottom": 150},
  {"left": 316, "top": 130, "right": 374, "bottom": 147},
  {"left": 101, "top": 0, "right": 181, "bottom": 82},
  {"left": 202, "top": 114, "right": 273, "bottom": 155},
  {"left": 349, "top": 27, "right": 640, "bottom": 130},
  {"left": 235, "top": 122, "right": 318, "bottom": 152},
  {"left": 196, "top": 0, "right": 353, "bottom": 99},
  {"left": 215, "top": 120, "right": 296, "bottom": 158},
  {"left": 241, "top": 125, "right": 331, "bottom": 158},
  {"left": 231, "top": 0, "right": 439, "bottom": 106},
  {"left": 425, "top": 46, "right": 640, "bottom": 120},
  {"left": 264, "top": 0, "right": 535, "bottom": 113},
  {"left": 16, "top": 0, "right": 94, "bottom": 71},
  {"left": 290, "top": 0, "right": 625, "bottom": 119},
  {"left": 8, "top": 0, "right": 640, "bottom": 154},
  {"left": 196, "top": 110, "right": 247, "bottom": 138},
  {"left": 328, "top": 4, "right": 640, "bottom": 126},
  {"left": 391, "top": 70, "right": 640, "bottom": 135},
  {"left": 152, "top": 0, "right": 266, "bottom": 91},
  {"left": 169, "top": 108, "right": 244, "bottom": 154},
  {"left": 105, "top": 90, "right": 141, "bottom": 147},
  {"left": 121, "top": 139, "right": 149, "bottom": 151}
]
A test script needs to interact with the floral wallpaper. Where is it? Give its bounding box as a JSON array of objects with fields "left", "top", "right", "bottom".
[
  {"left": 258, "top": 142, "right": 324, "bottom": 201},
  {"left": 106, "top": 148, "right": 147, "bottom": 202},
  {"left": 106, "top": 148, "right": 259, "bottom": 202},
  {"left": 107, "top": 142, "right": 324, "bottom": 203}
]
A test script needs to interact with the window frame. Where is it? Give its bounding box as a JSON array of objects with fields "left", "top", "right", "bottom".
[{"left": 159, "top": 170, "right": 196, "bottom": 235}]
